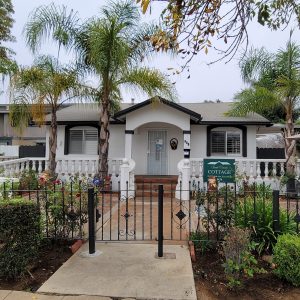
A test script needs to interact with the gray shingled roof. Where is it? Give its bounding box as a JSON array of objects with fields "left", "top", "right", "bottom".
[
  {"left": 182, "top": 102, "right": 269, "bottom": 123},
  {"left": 45, "top": 101, "right": 270, "bottom": 124}
]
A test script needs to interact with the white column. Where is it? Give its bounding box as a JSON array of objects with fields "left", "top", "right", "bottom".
[
  {"left": 181, "top": 159, "right": 191, "bottom": 201},
  {"left": 125, "top": 130, "right": 134, "bottom": 159},
  {"left": 120, "top": 158, "right": 130, "bottom": 199},
  {"left": 183, "top": 130, "right": 191, "bottom": 159}
]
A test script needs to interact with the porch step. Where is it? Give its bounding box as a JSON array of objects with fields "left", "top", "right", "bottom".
[
  {"left": 135, "top": 175, "right": 178, "bottom": 198},
  {"left": 135, "top": 175, "right": 178, "bottom": 184}
]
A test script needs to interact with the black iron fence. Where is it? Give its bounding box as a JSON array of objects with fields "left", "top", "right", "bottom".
[
  {"left": 0, "top": 180, "right": 299, "bottom": 244},
  {"left": 0, "top": 180, "right": 88, "bottom": 240}
]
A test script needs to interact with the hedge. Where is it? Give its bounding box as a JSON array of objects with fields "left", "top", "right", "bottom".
[
  {"left": 273, "top": 234, "right": 300, "bottom": 287},
  {"left": 0, "top": 198, "right": 41, "bottom": 279}
]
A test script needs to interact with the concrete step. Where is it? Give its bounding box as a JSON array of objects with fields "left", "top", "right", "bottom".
[
  {"left": 135, "top": 175, "right": 178, "bottom": 184},
  {"left": 135, "top": 190, "right": 175, "bottom": 197},
  {"left": 136, "top": 183, "right": 177, "bottom": 190}
]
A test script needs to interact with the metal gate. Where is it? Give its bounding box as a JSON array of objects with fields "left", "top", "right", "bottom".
[{"left": 95, "top": 183, "right": 192, "bottom": 241}]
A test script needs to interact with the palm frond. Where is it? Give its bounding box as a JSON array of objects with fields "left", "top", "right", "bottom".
[
  {"left": 239, "top": 47, "right": 273, "bottom": 84},
  {"left": 119, "top": 67, "right": 177, "bottom": 101},
  {"left": 227, "top": 87, "right": 280, "bottom": 117},
  {"left": 24, "top": 3, "right": 80, "bottom": 53}
]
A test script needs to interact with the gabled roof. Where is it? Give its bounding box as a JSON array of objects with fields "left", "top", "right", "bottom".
[
  {"left": 113, "top": 97, "right": 202, "bottom": 123},
  {"left": 43, "top": 98, "right": 272, "bottom": 126}
]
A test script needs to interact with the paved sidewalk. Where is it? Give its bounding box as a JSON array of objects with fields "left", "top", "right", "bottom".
[
  {"left": 0, "top": 290, "right": 131, "bottom": 300},
  {"left": 38, "top": 242, "right": 197, "bottom": 300}
]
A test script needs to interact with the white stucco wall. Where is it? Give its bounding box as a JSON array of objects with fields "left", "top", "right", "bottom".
[
  {"left": 109, "top": 125, "right": 125, "bottom": 158},
  {"left": 132, "top": 122, "right": 183, "bottom": 175},
  {"left": 126, "top": 103, "right": 190, "bottom": 131},
  {"left": 247, "top": 126, "right": 257, "bottom": 158},
  {"left": 190, "top": 125, "right": 207, "bottom": 158}
]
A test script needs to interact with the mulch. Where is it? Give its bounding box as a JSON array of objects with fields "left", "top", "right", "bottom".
[
  {"left": 193, "top": 249, "right": 300, "bottom": 300},
  {"left": 0, "top": 240, "right": 73, "bottom": 292}
]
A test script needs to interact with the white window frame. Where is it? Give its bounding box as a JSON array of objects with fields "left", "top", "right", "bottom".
[
  {"left": 211, "top": 128, "right": 242, "bottom": 157},
  {"left": 68, "top": 126, "right": 98, "bottom": 155}
]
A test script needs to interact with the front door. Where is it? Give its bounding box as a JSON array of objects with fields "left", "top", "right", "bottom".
[{"left": 147, "top": 130, "right": 167, "bottom": 175}]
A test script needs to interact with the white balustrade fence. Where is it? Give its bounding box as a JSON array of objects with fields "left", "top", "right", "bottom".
[
  {"left": 176, "top": 157, "right": 298, "bottom": 200},
  {"left": 0, "top": 157, "right": 134, "bottom": 193},
  {"left": 0, "top": 158, "right": 47, "bottom": 177}
]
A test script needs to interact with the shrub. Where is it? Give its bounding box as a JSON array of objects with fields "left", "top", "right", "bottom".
[
  {"left": 18, "top": 169, "right": 39, "bottom": 190},
  {"left": 189, "top": 231, "right": 215, "bottom": 253},
  {"left": 221, "top": 227, "right": 264, "bottom": 289},
  {"left": 194, "top": 188, "right": 235, "bottom": 239},
  {"left": 235, "top": 195, "right": 295, "bottom": 254},
  {"left": 273, "top": 234, "right": 300, "bottom": 287},
  {"left": 0, "top": 198, "right": 41, "bottom": 279}
]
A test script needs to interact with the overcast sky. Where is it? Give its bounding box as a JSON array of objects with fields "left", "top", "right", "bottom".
[{"left": 1, "top": 0, "right": 299, "bottom": 104}]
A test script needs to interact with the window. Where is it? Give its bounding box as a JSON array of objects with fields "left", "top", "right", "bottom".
[
  {"left": 211, "top": 130, "right": 241, "bottom": 156},
  {"left": 68, "top": 127, "right": 98, "bottom": 155}
]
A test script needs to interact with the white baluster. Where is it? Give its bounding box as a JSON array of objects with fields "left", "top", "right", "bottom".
[
  {"left": 26, "top": 160, "right": 30, "bottom": 171},
  {"left": 10, "top": 164, "right": 14, "bottom": 177},
  {"left": 65, "top": 160, "right": 69, "bottom": 175},
  {"left": 91, "top": 160, "right": 96, "bottom": 176},
  {"left": 191, "top": 160, "right": 196, "bottom": 178},
  {"left": 71, "top": 160, "right": 75, "bottom": 175},
  {"left": 38, "top": 160, "right": 42, "bottom": 173},
  {"left": 256, "top": 161, "right": 261, "bottom": 180},
  {"left": 297, "top": 160, "right": 300, "bottom": 177},
  {"left": 199, "top": 160, "right": 203, "bottom": 178},
  {"left": 249, "top": 161, "right": 254, "bottom": 180},
  {"left": 272, "top": 162, "right": 276, "bottom": 178},
  {"left": 280, "top": 162, "right": 285, "bottom": 178},
  {"left": 15, "top": 162, "right": 19, "bottom": 175},
  {"left": 84, "top": 160, "right": 89, "bottom": 176},
  {"left": 20, "top": 162, "right": 24, "bottom": 173},
  {"left": 242, "top": 161, "right": 247, "bottom": 178},
  {"left": 4, "top": 163, "right": 9, "bottom": 177},
  {"left": 56, "top": 160, "right": 61, "bottom": 175},
  {"left": 45, "top": 160, "right": 49, "bottom": 171},
  {"left": 78, "top": 160, "right": 82, "bottom": 176}
]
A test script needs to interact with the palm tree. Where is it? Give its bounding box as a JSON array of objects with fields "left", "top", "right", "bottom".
[
  {"left": 228, "top": 35, "right": 300, "bottom": 175},
  {"left": 9, "top": 55, "right": 92, "bottom": 175},
  {"left": 24, "top": 0, "right": 176, "bottom": 180}
]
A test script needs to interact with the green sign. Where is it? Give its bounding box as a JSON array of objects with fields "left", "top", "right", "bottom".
[{"left": 203, "top": 159, "right": 235, "bottom": 183}]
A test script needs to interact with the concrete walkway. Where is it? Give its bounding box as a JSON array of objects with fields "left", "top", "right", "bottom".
[
  {"left": 38, "top": 242, "right": 197, "bottom": 300},
  {"left": 0, "top": 290, "right": 131, "bottom": 299}
]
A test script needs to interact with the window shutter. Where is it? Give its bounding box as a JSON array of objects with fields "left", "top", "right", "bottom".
[
  {"left": 69, "top": 130, "right": 83, "bottom": 154},
  {"left": 64, "top": 127, "right": 70, "bottom": 155},
  {"left": 227, "top": 133, "right": 241, "bottom": 154},
  {"left": 84, "top": 129, "right": 98, "bottom": 155},
  {"left": 211, "top": 131, "right": 226, "bottom": 154},
  {"left": 207, "top": 126, "right": 211, "bottom": 156},
  {"left": 242, "top": 126, "right": 247, "bottom": 157}
]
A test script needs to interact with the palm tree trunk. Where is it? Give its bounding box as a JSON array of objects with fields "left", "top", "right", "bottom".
[
  {"left": 98, "top": 96, "right": 110, "bottom": 181},
  {"left": 49, "top": 109, "right": 57, "bottom": 177},
  {"left": 285, "top": 108, "right": 296, "bottom": 175}
]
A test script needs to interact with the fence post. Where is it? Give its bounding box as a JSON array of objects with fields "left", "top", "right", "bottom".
[
  {"left": 88, "top": 187, "right": 96, "bottom": 254},
  {"left": 272, "top": 190, "right": 280, "bottom": 233},
  {"left": 158, "top": 184, "right": 164, "bottom": 257}
]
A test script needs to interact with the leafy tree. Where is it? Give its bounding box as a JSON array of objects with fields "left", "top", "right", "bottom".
[
  {"left": 9, "top": 56, "right": 92, "bottom": 175},
  {"left": 138, "top": 0, "right": 300, "bottom": 67},
  {"left": 24, "top": 1, "right": 176, "bottom": 179},
  {"left": 0, "top": 0, "right": 16, "bottom": 83},
  {"left": 227, "top": 35, "right": 300, "bottom": 174}
]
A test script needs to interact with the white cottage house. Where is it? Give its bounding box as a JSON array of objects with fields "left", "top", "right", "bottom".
[
  {"left": 46, "top": 98, "right": 280, "bottom": 196},
  {"left": 2, "top": 98, "right": 291, "bottom": 199}
]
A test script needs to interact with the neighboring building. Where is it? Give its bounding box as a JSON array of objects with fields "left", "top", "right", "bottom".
[{"left": 0, "top": 104, "right": 47, "bottom": 146}]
